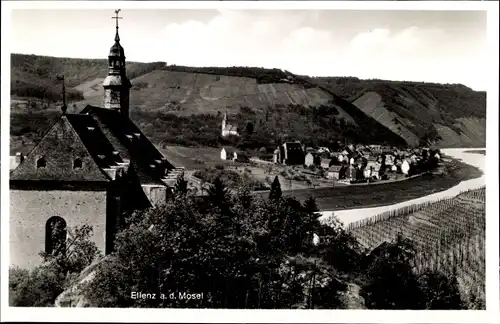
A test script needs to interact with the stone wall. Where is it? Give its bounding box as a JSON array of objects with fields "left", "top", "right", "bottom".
[{"left": 9, "top": 189, "right": 107, "bottom": 269}]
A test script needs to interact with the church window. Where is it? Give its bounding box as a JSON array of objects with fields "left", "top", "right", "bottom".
[
  {"left": 45, "top": 216, "right": 67, "bottom": 256},
  {"left": 73, "top": 158, "right": 83, "bottom": 169},
  {"left": 36, "top": 157, "right": 46, "bottom": 168}
]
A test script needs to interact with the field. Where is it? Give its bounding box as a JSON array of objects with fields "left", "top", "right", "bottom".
[
  {"left": 347, "top": 187, "right": 486, "bottom": 308},
  {"left": 254, "top": 156, "right": 483, "bottom": 210}
]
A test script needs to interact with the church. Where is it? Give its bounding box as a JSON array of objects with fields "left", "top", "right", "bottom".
[
  {"left": 9, "top": 11, "right": 184, "bottom": 269},
  {"left": 221, "top": 111, "right": 239, "bottom": 137}
]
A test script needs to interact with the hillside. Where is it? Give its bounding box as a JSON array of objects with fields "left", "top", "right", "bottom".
[
  {"left": 10, "top": 54, "right": 486, "bottom": 151},
  {"left": 313, "top": 77, "right": 486, "bottom": 148},
  {"left": 10, "top": 54, "right": 165, "bottom": 106}
]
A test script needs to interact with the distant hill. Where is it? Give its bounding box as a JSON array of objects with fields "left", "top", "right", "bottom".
[
  {"left": 10, "top": 54, "right": 486, "bottom": 151},
  {"left": 311, "top": 77, "right": 486, "bottom": 148}
]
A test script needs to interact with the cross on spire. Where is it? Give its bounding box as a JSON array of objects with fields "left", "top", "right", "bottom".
[{"left": 111, "top": 9, "right": 122, "bottom": 42}]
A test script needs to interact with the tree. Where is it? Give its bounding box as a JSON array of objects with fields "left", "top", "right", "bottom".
[
  {"left": 81, "top": 188, "right": 352, "bottom": 309},
  {"left": 9, "top": 224, "right": 100, "bottom": 307},
  {"left": 303, "top": 196, "right": 320, "bottom": 247},
  {"left": 173, "top": 174, "right": 188, "bottom": 196},
  {"left": 9, "top": 264, "right": 65, "bottom": 307},
  {"left": 268, "top": 176, "right": 282, "bottom": 201},
  {"left": 417, "top": 270, "right": 463, "bottom": 309},
  {"left": 246, "top": 122, "right": 254, "bottom": 135},
  {"left": 361, "top": 235, "right": 424, "bottom": 309}
]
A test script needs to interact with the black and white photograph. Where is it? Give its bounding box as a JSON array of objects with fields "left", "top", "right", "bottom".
[{"left": 1, "top": 1, "right": 499, "bottom": 323}]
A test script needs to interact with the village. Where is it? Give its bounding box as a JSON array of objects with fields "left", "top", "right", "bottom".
[
  {"left": 188, "top": 113, "right": 444, "bottom": 192},
  {"left": 219, "top": 141, "right": 442, "bottom": 189}
]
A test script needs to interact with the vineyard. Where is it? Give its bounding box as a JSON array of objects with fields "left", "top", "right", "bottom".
[{"left": 347, "top": 187, "right": 486, "bottom": 308}]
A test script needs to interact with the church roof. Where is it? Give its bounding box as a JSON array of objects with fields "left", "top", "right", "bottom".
[
  {"left": 109, "top": 41, "right": 125, "bottom": 58},
  {"left": 10, "top": 115, "right": 111, "bottom": 182},
  {"left": 81, "top": 105, "right": 173, "bottom": 185},
  {"left": 11, "top": 106, "right": 174, "bottom": 186}
]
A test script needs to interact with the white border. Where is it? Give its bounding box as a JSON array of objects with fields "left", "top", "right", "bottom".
[{"left": 1, "top": 1, "right": 499, "bottom": 323}]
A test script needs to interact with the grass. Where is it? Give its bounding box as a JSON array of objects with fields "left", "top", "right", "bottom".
[
  {"left": 254, "top": 157, "right": 483, "bottom": 211},
  {"left": 158, "top": 145, "right": 225, "bottom": 170}
]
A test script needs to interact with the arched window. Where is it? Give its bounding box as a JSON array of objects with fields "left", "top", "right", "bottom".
[
  {"left": 73, "top": 158, "right": 83, "bottom": 169},
  {"left": 36, "top": 157, "right": 46, "bottom": 168},
  {"left": 45, "top": 216, "right": 67, "bottom": 256}
]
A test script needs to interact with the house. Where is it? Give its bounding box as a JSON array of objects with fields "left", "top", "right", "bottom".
[
  {"left": 434, "top": 152, "right": 441, "bottom": 160},
  {"left": 363, "top": 167, "right": 372, "bottom": 179},
  {"left": 401, "top": 160, "right": 411, "bottom": 175},
  {"left": 305, "top": 152, "right": 320, "bottom": 167},
  {"left": 9, "top": 16, "right": 183, "bottom": 269},
  {"left": 391, "top": 165, "right": 398, "bottom": 172},
  {"left": 221, "top": 112, "right": 239, "bottom": 137},
  {"left": 326, "top": 165, "right": 346, "bottom": 180},
  {"left": 347, "top": 165, "right": 358, "bottom": 181},
  {"left": 366, "top": 159, "right": 378, "bottom": 170},
  {"left": 371, "top": 164, "right": 382, "bottom": 179},
  {"left": 220, "top": 147, "right": 234, "bottom": 161},
  {"left": 276, "top": 141, "right": 305, "bottom": 165},
  {"left": 320, "top": 158, "right": 334, "bottom": 169},
  {"left": 384, "top": 154, "right": 395, "bottom": 166},
  {"left": 10, "top": 153, "right": 24, "bottom": 170},
  {"left": 273, "top": 148, "right": 279, "bottom": 163},
  {"left": 233, "top": 151, "right": 250, "bottom": 163}
]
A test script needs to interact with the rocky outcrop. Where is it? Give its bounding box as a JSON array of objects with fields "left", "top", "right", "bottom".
[{"left": 54, "top": 257, "right": 108, "bottom": 307}]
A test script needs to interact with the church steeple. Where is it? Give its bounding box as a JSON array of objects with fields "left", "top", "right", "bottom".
[{"left": 103, "top": 9, "right": 131, "bottom": 118}]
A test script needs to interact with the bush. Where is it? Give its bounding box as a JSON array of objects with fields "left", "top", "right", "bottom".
[{"left": 9, "top": 264, "right": 65, "bottom": 307}]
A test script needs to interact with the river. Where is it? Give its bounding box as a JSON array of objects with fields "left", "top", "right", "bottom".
[{"left": 318, "top": 148, "right": 486, "bottom": 227}]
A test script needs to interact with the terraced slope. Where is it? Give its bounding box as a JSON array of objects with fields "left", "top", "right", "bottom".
[
  {"left": 347, "top": 188, "right": 486, "bottom": 308},
  {"left": 11, "top": 54, "right": 486, "bottom": 148},
  {"left": 80, "top": 70, "right": 356, "bottom": 125}
]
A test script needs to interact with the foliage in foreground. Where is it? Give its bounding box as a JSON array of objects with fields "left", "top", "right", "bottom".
[
  {"left": 80, "top": 177, "right": 464, "bottom": 309},
  {"left": 8, "top": 225, "right": 101, "bottom": 307},
  {"left": 9, "top": 176, "right": 467, "bottom": 309}
]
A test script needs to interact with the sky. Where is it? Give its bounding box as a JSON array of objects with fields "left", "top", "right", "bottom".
[{"left": 9, "top": 8, "right": 488, "bottom": 90}]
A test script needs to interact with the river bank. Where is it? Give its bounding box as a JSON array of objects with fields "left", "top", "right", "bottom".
[
  {"left": 254, "top": 153, "right": 482, "bottom": 211},
  {"left": 319, "top": 148, "right": 486, "bottom": 227}
]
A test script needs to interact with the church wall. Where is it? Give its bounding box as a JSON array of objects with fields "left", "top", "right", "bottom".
[
  {"left": 9, "top": 189, "right": 107, "bottom": 269},
  {"left": 141, "top": 185, "right": 168, "bottom": 207}
]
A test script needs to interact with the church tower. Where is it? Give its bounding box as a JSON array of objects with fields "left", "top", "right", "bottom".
[
  {"left": 222, "top": 111, "right": 228, "bottom": 132},
  {"left": 103, "top": 9, "right": 132, "bottom": 118}
]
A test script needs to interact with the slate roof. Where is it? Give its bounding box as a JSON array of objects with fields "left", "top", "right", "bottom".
[
  {"left": 81, "top": 105, "right": 173, "bottom": 185},
  {"left": 11, "top": 106, "right": 176, "bottom": 187},
  {"left": 10, "top": 115, "right": 110, "bottom": 182},
  {"left": 321, "top": 158, "right": 332, "bottom": 167},
  {"left": 328, "top": 165, "right": 344, "bottom": 173}
]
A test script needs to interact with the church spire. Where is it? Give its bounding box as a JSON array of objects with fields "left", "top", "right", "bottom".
[
  {"left": 103, "top": 9, "right": 131, "bottom": 118},
  {"left": 112, "top": 9, "right": 122, "bottom": 42}
]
